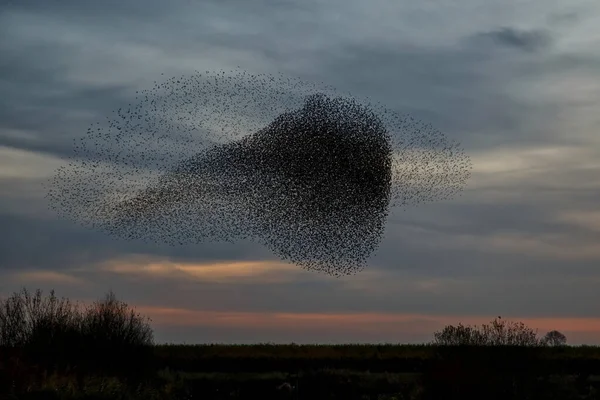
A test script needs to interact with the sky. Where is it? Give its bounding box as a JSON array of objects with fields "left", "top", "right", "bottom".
[{"left": 0, "top": 0, "right": 599, "bottom": 345}]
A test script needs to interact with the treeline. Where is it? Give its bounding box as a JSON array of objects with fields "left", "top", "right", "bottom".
[
  {"left": 0, "top": 287, "right": 155, "bottom": 392},
  {"left": 1, "top": 287, "right": 597, "bottom": 399},
  {"left": 432, "top": 315, "right": 568, "bottom": 347}
]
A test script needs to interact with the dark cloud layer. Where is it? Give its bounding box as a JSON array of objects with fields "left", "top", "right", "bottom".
[
  {"left": 470, "top": 27, "right": 553, "bottom": 53},
  {"left": 0, "top": 212, "right": 277, "bottom": 272}
]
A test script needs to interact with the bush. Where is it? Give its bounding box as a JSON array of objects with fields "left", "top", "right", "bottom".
[
  {"left": 0, "top": 287, "right": 156, "bottom": 388},
  {"left": 77, "top": 290, "right": 155, "bottom": 381},
  {"left": 0, "top": 288, "right": 82, "bottom": 371},
  {"left": 426, "top": 317, "right": 553, "bottom": 399},
  {"left": 541, "top": 330, "right": 567, "bottom": 347},
  {"left": 431, "top": 323, "right": 487, "bottom": 346},
  {"left": 432, "top": 316, "right": 544, "bottom": 346}
]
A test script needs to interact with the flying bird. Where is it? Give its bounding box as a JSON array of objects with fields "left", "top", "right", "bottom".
[{"left": 45, "top": 69, "right": 472, "bottom": 277}]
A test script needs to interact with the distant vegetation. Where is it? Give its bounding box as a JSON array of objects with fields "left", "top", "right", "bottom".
[
  {"left": 0, "top": 287, "right": 597, "bottom": 400},
  {"left": 0, "top": 287, "right": 155, "bottom": 397},
  {"left": 431, "top": 315, "right": 568, "bottom": 346}
]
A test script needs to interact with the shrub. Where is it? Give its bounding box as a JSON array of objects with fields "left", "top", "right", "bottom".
[
  {"left": 77, "top": 290, "right": 155, "bottom": 381},
  {"left": 426, "top": 317, "right": 551, "bottom": 399},
  {"left": 0, "top": 287, "right": 155, "bottom": 386},
  {"left": 0, "top": 288, "right": 82, "bottom": 371},
  {"left": 541, "top": 330, "right": 567, "bottom": 347},
  {"left": 432, "top": 316, "right": 544, "bottom": 346},
  {"left": 432, "top": 323, "right": 487, "bottom": 346}
]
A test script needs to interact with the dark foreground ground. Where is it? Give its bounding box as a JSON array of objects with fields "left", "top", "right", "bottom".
[{"left": 2, "top": 344, "right": 600, "bottom": 400}]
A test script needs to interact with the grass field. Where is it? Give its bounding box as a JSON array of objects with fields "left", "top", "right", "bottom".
[
  {"left": 4, "top": 343, "right": 600, "bottom": 400},
  {"left": 2, "top": 290, "right": 598, "bottom": 399}
]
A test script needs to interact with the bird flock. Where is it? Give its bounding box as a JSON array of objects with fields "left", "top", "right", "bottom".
[{"left": 46, "top": 69, "right": 472, "bottom": 277}]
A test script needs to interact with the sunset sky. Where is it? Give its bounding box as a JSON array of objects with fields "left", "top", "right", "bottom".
[{"left": 1, "top": 0, "right": 599, "bottom": 345}]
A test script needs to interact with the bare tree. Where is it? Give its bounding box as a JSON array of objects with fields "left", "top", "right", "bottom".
[
  {"left": 541, "top": 330, "right": 567, "bottom": 347},
  {"left": 432, "top": 316, "right": 544, "bottom": 346},
  {"left": 0, "top": 287, "right": 156, "bottom": 385},
  {"left": 78, "top": 289, "right": 155, "bottom": 382},
  {"left": 79, "top": 289, "right": 153, "bottom": 347},
  {"left": 0, "top": 288, "right": 80, "bottom": 349},
  {"left": 433, "top": 323, "right": 487, "bottom": 346}
]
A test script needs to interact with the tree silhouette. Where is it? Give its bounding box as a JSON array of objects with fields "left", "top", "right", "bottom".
[
  {"left": 432, "top": 316, "right": 543, "bottom": 346},
  {"left": 541, "top": 330, "right": 567, "bottom": 346}
]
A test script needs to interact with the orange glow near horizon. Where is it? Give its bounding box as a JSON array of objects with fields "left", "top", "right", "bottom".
[
  {"left": 3, "top": 258, "right": 600, "bottom": 345},
  {"left": 94, "top": 255, "right": 304, "bottom": 283},
  {"left": 136, "top": 306, "right": 600, "bottom": 340}
]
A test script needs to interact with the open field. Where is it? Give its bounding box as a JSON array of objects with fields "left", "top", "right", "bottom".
[
  {"left": 3, "top": 344, "right": 600, "bottom": 400},
  {"left": 2, "top": 289, "right": 598, "bottom": 398}
]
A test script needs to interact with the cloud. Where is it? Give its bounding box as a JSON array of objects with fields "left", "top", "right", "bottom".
[
  {"left": 93, "top": 256, "right": 303, "bottom": 284},
  {"left": 0, "top": 146, "right": 64, "bottom": 180},
  {"left": 547, "top": 11, "right": 581, "bottom": 27},
  {"left": 7, "top": 270, "right": 88, "bottom": 286},
  {"left": 0, "top": 212, "right": 277, "bottom": 273},
  {"left": 468, "top": 27, "right": 553, "bottom": 53},
  {"left": 465, "top": 145, "right": 600, "bottom": 203},
  {"left": 557, "top": 210, "right": 600, "bottom": 233}
]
